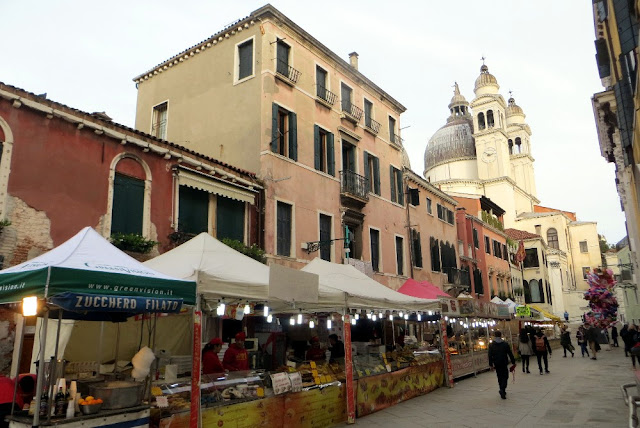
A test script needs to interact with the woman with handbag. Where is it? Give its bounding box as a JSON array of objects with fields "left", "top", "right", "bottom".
[
  {"left": 518, "top": 328, "right": 533, "bottom": 373},
  {"left": 576, "top": 326, "right": 589, "bottom": 357}
]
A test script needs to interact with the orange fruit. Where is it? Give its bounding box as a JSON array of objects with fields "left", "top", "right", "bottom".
[
  {"left": 85, "top": 396, "right": 94, "bottom": 401},
  {"left": 96, "top": 399, "right": 103, "bottom": 404}
]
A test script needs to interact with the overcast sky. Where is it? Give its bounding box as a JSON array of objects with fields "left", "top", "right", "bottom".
[{"left": 1, "top": 1, "right": 626, "bottom": 244}]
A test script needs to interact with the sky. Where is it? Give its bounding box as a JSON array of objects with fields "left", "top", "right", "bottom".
[{"left": 0, "top": 1, "right": 626, "bottom": 244}]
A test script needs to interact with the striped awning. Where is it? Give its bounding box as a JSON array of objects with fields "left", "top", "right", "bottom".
[{"left": 177, "top": 169, "right": 255, "bottom": 205}]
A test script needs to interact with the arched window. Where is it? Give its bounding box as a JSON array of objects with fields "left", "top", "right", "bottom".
[
  {"left": 515, "top": 137, "right": 522, "bottom": 154},
  {"left": 523, "top": 280, "right": 530, "bottom": 303},
  {"left": 508, "top": 139, "right": 513, "bottom": 155},
  {"left": 486, "top": 110, "right": 495, "bottom": 128},
  {"left": 547, "top": 228, "right": 559, "bottom": 249},
  {"left": 529, "top": 279, "right": 542, "bottom": 302},
  {"left": 477, "top": 112, "right": 486, "bottom": 130},
  {"left": 108, "top": 154, "right": 152, "bottom": 238}
]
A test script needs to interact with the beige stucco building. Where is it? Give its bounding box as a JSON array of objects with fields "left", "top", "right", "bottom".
[{"left": 132, "top": 4, "right": 460, "bottom": 290}]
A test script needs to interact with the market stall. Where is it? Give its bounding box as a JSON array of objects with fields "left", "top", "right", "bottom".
[{"left": 0, "top": 227, "right": 196, "bottom": 428}]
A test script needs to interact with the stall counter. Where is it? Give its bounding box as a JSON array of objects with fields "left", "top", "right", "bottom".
[{"left": 8, "top": 405, "right": 149, "bottom": 428}]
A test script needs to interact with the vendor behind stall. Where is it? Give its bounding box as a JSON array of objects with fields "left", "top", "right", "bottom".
[
  {"left": 223, "top": 332, "right": 249, "bottom": 371},
  {"left": 306, "top": 337, "right": 325, "bottom": 361},
  {"left": 203, "top": 337, "right": 224, "bottom": 374},
  {"left": 328, "top": 334, "right": 345, "bottom": 362},
  {"left": 0, "top": 374, "right": 36, "bottom": 428}
]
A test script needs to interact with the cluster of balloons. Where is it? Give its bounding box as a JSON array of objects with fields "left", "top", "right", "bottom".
[{"left": 583, "top": 268, "right": 618, "bottom": 328}]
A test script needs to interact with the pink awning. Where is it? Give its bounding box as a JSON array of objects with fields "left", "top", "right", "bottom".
[{"left": 398, "top": 278, "right": 451, "bottom": 300}]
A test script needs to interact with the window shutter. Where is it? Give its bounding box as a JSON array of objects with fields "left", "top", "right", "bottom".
[
  {"left": 363, "top": 151, "right": 370, "bottom": 190},
  {"left": 179, "top": 186, "right": 209, "bottom": 235},
  {"left": 327, "top": 132, "right": 335, "bottom": 176},
  {"left": 373, "top": 156, "right": 380, "bottom": 195},
  {"left": 271, "top": 103, "right": 279, "bottom": 152},
  {"left": 112, "top": 173, "right": 144, "bottom": 235},
  {"left": 396, "top": 170, "right": 404, "bottom": 205},
  {"left": 390, "top": 166, "right": 396, "bottom": 203},
  {"left": 288, "top": 111, "right": 297, "bottom": 161},
  {"left": 314, "top": 125, "right": 321, "bottom": 170},
  {"left": 216, "top": 196, "right": 245, "bottom": 242}
]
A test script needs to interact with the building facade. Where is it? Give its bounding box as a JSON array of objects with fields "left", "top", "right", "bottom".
[{"left": 132, "top": 4, "right": 458, "bottom": 290}]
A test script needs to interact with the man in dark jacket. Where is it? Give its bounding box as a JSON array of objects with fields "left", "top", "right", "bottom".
[
  {"left": 533, "top": 328, "right": 552, "bottom": 374},
  {"left": 488, "top": 331, "right": 516, "bottom": 399}
]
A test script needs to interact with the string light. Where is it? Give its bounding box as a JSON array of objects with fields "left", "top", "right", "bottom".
[
  {"left": 404, "top": 314, "right": 409, "bottom": 320},
  {"left": 399, "top": 311, "right": 404, "bottom": 317},
  {"left": 372, "top": 314, "right": 377, "bottom": 321},
  {"left": 263, "top": 305, "right": 269, "bottom": 317},
  {"left": 351, "top": 318, "right": 356, "bottom": 325},
  {"left": 417, "top": 313, "right": 422, "bottom": 321},
  {"left": 244, "top": 303, "right": 251, "bottom": 314},
  {"left": 216, "top": 301, "right": 225, "bottom": 316},
  {"left": 297, "top": 312, "right": 303, "bottom": 325},
  {"left": 388, "top": 314, "right": 393, "bottom": 321},
  {"left": 327, "top": 319, "right": 332, "bottom": 329},
  {"left": 355, "top": 313, "right": 360, "bottom": 320},
  {"left": 366, "top": 313, "right": 372, "bottom": 319},
  {"left": 267, "top": 314, "right": 273, "bottom": 323},
  {"left": 309, "top": 320, "right": 315, "bottom": 328},
  {"left": 290, "top": 317, "right": 295, "bottom": 325}
]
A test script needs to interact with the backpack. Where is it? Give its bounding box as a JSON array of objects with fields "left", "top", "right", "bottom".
[{"left": 535, "top": 336, "right": 546, "bottom": 352}]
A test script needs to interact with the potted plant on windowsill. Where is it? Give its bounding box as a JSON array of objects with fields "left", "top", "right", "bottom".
[{"left": 110, "top": 232, "right": 158, "bottom": 261}]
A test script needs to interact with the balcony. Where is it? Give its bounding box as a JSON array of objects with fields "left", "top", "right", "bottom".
[
  {"left": 389, "top": 133, "right": 403, "bottom": 149},
  {"left": 275, "top": 60, "right": 301, "bottom": 86},
  {"left": 364, "top": 117, "right": 381, "bottom": 135},
  {"left": 340, "top": 170, "right": 369, "bottom": 208},
  {"left": 444, "top": 267, "right": 471, "bottom": 289},
  {"left": 316, "top": 85, "right": 337, "bottom": 108},
  {"left": 341, "top": 102, "right": 363, "bottom": 124}
]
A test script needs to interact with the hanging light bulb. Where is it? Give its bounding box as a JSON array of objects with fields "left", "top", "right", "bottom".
[
  {"left": 216, "top": 301, "right": 225, "bottom": 316},
  {"left": 263, "top": 305, "right": 269, "bottom": 317},
  {"left": 388, "top": 314, "right": 393, "bottom": 321},
  {"left": 297, "top": 312, "right": 303, "bottom": 325},
  {"left": 404, "top": 314, "right": 409, "bottom": 320},
  {"left": 351, "top": 318, "right": 356, "bottom": 325},
  {"left": 428, "top": 311, "right": 433, "bottom": 316},
  {"left": 379, "top": 311, "right": 384, "bottom": 319},
  {"left": 444, "top": 316, "right": 449, "bottom": 321},
  {"left": 244, "top": 303, "right": 251, "bottom": 314},
  {"left": 372, "top": 314, "right": 377, "bottom": 321},
  {"left": 417, "top": 313, "right": 422, "bottom": 322},
  {"left": 290, "top": 317, "right": 295, "bottom": 326},
  {"left": 327, "top": 318, "right": 332, "bottom": 329},
  {"left": 267, "top": 314, "right": 273, "bottom": 323},
  {"left": 309, "top": 319, "right": 315, "bottom": 328},
  {"left": 399, "top": 311, "right": 404, "bottom": 317},
  {"left": 366, "top": 312, "right": 372, "bottom": 319},
  {"left": 355, "top": 313, "right": 360, "bottom": 320}
]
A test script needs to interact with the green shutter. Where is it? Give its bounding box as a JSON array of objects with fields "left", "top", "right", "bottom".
[
  {"left": 289, "top": 111, "right": 297, "bottom": 161},
  {"left": 271, "top": 103, "right": 279, "bottom": 152},
  {"left": 216, "top": 196, "right": 245, "bottom": 242},
  {"left": 363, "top": 151, "right": 370, "bottom": 191},
  {"left": 112, "top": 173, "right": 144, "bottom": 235},
  {"left": 314, "top": 125, "right": 320, "bottom": 170},
  {"left": 373, "top": 156, "right": 380, "bottom": 195},
  {"left": 327, "top": 133, "right": 335, "bottom": 176},
  {"left": 178, "top": 186, "right": 209, "bottom": 234},
  {"left": 390, "top": 166, "right": 396, "bottom": 203},
  {"left": 396, "top": 170, "right": 404, "bottom": 205}
]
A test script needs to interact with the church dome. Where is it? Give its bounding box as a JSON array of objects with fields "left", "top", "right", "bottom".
[
  {"left": 424, "top": 117, "right": 476, "bottom": 172},
  {"left": 401, "top": 146, "right": 412, "bottom": 169},
  {"left": 505, "top": 97, "right": 524, "bottom": 117},
  {"left": 474, "top": 64, "right": 499, "bottom": 94}
]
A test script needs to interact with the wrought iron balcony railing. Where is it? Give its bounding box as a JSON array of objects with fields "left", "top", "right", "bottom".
[
  {"left": 390, "top": 133, "right": 403, "bottom": 147},
  {"left": 341, "top": 101, "right": 363, "bottom": 123},
  {"left": 444, "top": 267, "right": 470, "bottom": 288},
  {"left": 365, "top": 117, "right": 381, "bottom": 134},
  {"left": 316, "top": 85, "right": 337, "bottom": 106},
  {"left": 276, "top": 60, "right": 301, "bottom": 85},
  {"left": 340, "top": 170, "right": 369, "bottom": 201}
]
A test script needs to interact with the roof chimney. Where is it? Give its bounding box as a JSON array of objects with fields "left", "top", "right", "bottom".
[
  {"left": 534, "top": 224, "right": 542, "bottom": 236},
  {"left": 349, "top": 52, "right": 359, "bottom": 70}
]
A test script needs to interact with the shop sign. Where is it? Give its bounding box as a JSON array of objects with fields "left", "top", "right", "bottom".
[
  {"left": 50, "top": 292, "right": 183, "bottom": 313},
  {"left": 439, "top": 298, "right": 459, "bottom": 315},
  {"left": 271, "top": 372, "right": 292, "bottom": 395},
  {"left": 516, "top": 305, "right": 531, "bottom": 317},
  {"left": 497, "top": 305, "right": 510, "bottom": 318},
  {"left": 451, "top": 354, "right": 474, "bottom": 378},
  {"left": 289, "top": 372, "right": 302, "bottom": 392},
  {"left": 459, "top": 299, "right": 474, "bottom": 315}
]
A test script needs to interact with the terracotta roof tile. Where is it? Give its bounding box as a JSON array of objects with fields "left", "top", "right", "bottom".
[{"left": 504, "top": 228, "right": 540, "bottom": 240}]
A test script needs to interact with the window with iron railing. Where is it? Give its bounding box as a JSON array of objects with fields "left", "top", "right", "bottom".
[{"left": 340, "top": 170, "right": 369, "bottom": 200}]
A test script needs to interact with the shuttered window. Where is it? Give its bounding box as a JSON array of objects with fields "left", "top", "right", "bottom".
[
  {"left": 485, "top": 236, "right": 491, "bottom": 254},
  {"left": 314, "top": 126, "right": 335, "bottom": 176},
  {"left": 216, "top": 197, "right": 245, "bottom": 242},
  {"left": 430, "top": 237, "right": 441, "bottom": 272},
  {"left": 426, "top": 198, "right": 432, "bottom": 214},
  {"left": 396, "top": 236, "right": 404, "bottom": 276},
  {"left": 370, "top": 229, "right": 380, "bottom": 272},
  {"left": 364, "top": 99, "right": 373, "bottom": 128},
  {"left": 316, "top": 66, "right": 328, "bottom": 98},
  {"left": 412, "top": 229, "right": 423, "bottom": 268},
  {"left": 271, "top": 104, "right": 297, "bottom": 161},
  {"left": 364, "top": 152, "right": 380, "bottom": 195},
  {"left": 238, "top": 39, "right": 253, "bottom": 80},
  {"left": 341, "top": 83, "right": 352, "bottom": 112},
  {"left": 178, "top": 186, "right": 209, "bottom": 235},
  {"left": 389, "top": 166, "right": 403, "bottom": 204},
  {"left": 276, "top": 41, "right": 290, "bottom": 75},
  {"left": 112, "top": 173, "right": 144, "bottom": 235},
  {"left": 473, "top": 229, "right": 479, "bottom": 249},
  {"left": 319, "top": 214, "right": 332, "bottom": 261},
  {"left": 277, "top": 201, "right": 292, "bottom": 257},
  {"left": 579, "top": 241, "right": 588, "bottom": 253},
  {"left": 389, "top": 116, "right": 396, "bottom": 143},
  {"left": 613, "top": 0, "right": 639, "bottom": 54}
]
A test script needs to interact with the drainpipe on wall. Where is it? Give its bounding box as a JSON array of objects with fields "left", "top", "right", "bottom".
[{"left": 405, "top": 174, "right": 414, "bottom": 279}]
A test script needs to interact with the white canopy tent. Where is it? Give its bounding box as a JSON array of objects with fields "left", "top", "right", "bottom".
[{"left": 301, "top": 258, "right": 439, "bottom": 312}]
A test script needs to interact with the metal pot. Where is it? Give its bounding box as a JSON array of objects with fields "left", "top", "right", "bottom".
[{"left": 89, "top": 381, "right": 144, "bottom": 410}]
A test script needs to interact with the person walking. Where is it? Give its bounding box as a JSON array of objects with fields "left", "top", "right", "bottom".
[
  {"left": 488, "top": 330, "right": 516, "bottom": 399},
  {"left": 586, "top": 324, "right": 601, "bottom": 360},
  {"left": 629, "top": 325, "right": 640, "bottom": 369},
  {"left": 533, "top": 328, "right": 552, "bottom": 374},
  {"left": 560, "top": 325, "right": 575, "bottom": 358},
  {"left": 612, "top": 325, "right": 619, "bottom": 347},
  {"left": 518, "top": 328, "right": 533, "bottom": 374},
  {"left": 576, "top": 326, "right": 590, "bottom": 358},
  {"left": 621, "top": 324, "right": 631, "bottom": 356}
]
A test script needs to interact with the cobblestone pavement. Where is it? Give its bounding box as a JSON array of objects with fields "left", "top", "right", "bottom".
[{"left": 339, "top": 344, "right": 632, "bottom": 427}]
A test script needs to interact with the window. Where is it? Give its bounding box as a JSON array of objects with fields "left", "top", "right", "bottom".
[
  {"left": 345, "top": 224, "right": 362, "bottom": 259},
  {"left": 389, "top": 116, "right": 397, "bottom": 143},
  {"left": 508, "top": 139, "right": 513, "bottom": 155},
  {"left": 178, "top": 186, "right": 209, "bottom": 235},
  {"left": 430, "top": 237, "right": 441, "bottom": 272},
  {"left": 436, "top": 204, "right": 454, "bottom": 224},
  {"left": 314, "top": 126, "right": 335, "bottom": 175},
  {"left": 412, "top": 229, "right": 423, "bottom": 268},
  {"left": 547, "top": 228, "right": 559, "bottom": 249},
  {"left": 485, "top": 236, "right": 491, "bottom": 254},
  {"left": 112, "top": 173, "right": 144, "bottom": 235},
  {"left": 276, "top": 40, "right": 290, "bottom": 76},
  {"left": 502, "top": 243, "right": 508, "bottom": 261},
  {"left": 319, "top": 214, "right": 332, "bottom": 261},
  {"left": 341, "top": 83, "right": 353, "bottom": 112},
  {"left": 370, "top": 229, "right": 380, "bottom": 272},
  {"left": 237, "top": 39, "right": 253, "bottom": 80},
  {"left": 426, "top": 198, "right": 432, "bottom": 214},
  {"left": 276, "top": 201, "right": 292, "bottom": 257},
  {"left": 529, "top": 279, "right": 544, "bottom": 303},
  {"left": 390, "top": 166, "right": 403, "bottom": 204},
  {"left": 316, "top": 66, "right": 328, "bottom": 99},
  {"left": 440, "top": 240, "right": 457, "bottom": 271},
  {"left": 151, "top": 102, "right": 168, "bottom": 140},
  {"left": 477, "top": 112, "right": 486, "bottom": 130},
  {"left": 447, "top": 209, "right": 454, "bottom": 225},
  {"left": 579, "top": 241, "right": 588, "bottom": 253},
  {"left": 473, "top": 268, "right": 484, "bottom": 295},
  {"left": 515, "top": 137, "right": 522, "bottom": 153},
  {"left": 546, "top": 281, "right": 552, "bottom": 305},
  {"left": 396, "top": 236, "right": 404, "bottom": 276},
  {"left": 216, "top": 196, "right": 245, "bottom": 242},
  {"left": 473, "top": 228, "right": 479, "bottom": 249},
  {"left": 492, "top": 240, "right": 501, "bottom": 258},
  {"left": 524, "top": 248, "right": 539, "bottom": 268},
  {"left": 582, "top": 267, "right": 590, "bottom": 279},
  {"left": 271, "top": 104, "right": 297, "bottom": 161},
  {"left": 364, "top": 99, "right": 373, "bottom": 128},
  {"left": 363, "top": 152, "right": 380, "bottom": 195},
  {"left": 487, "top": 110, "right": 495, "bottom": 128}
]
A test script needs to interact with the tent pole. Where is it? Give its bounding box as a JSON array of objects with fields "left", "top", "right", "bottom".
[
  {"left": 343, "top": 313, "right": 355, "bottom": 424},
  {"left": 32, "top": 309, "right": 49, "bottom": 428},
  {"left": 11, "top": 315, "right": 26, "bottom": 417},
  {"left": 114, "top": 324, "right": 120, "bottom": 374},
  {"left": 190, "top": 300, "right": 202, "bottom": 428},
  {"left": 47, "top": 311, "right": 63, "bottom": 424},
  {"left": 97, "top": 322, "right": 104, "bottom": 366}
]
